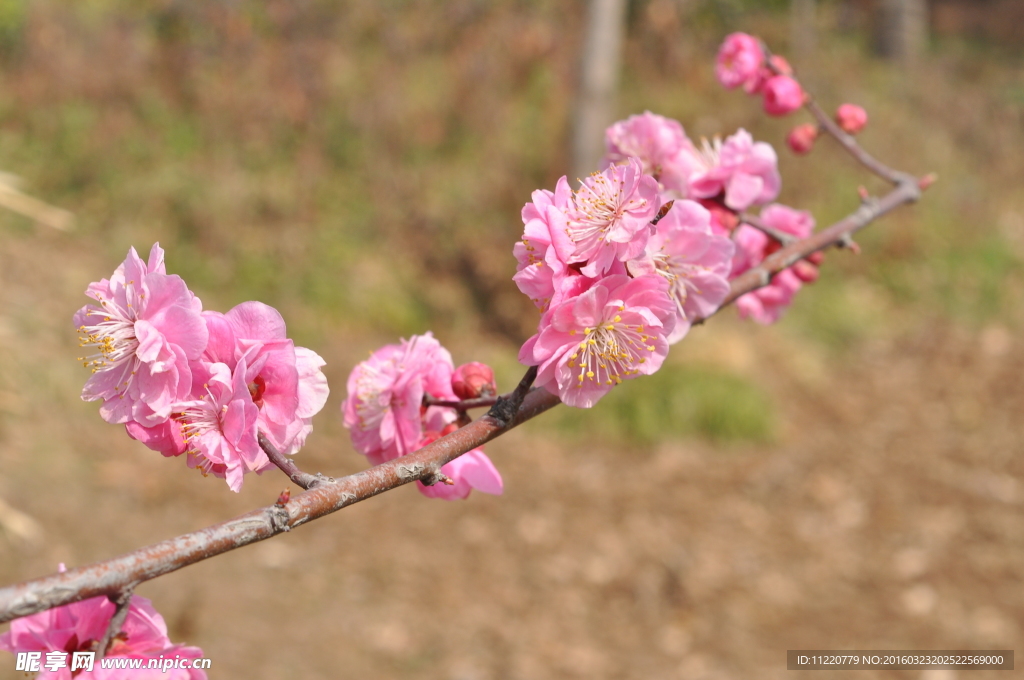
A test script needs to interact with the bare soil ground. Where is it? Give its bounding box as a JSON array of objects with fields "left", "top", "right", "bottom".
[{"left": 1, "top": 234, "right": 1021, "bottom": 680}]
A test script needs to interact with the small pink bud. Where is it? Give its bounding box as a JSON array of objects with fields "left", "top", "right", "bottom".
[
  {"left": 835, "top": 103, "right": 868, "bottom": 134},
  {"left": 786, "top": 123, "right": 818, "bottom": 155},
  {"left": 698, "top": 198, "right": 740, "bottom": 233},
  {"left": 792, "top": 260, "right": 819, "bottom": 283},
  {"left": 451, "top": 362, "right": 496, "bottom": 400},
  {"left": 919, "top": 173, "right": 937, "bottom": 190},
  {"left": 762, "top": 75, "right": 805, "bottom": 116},
  {"left": 805, "top": 251, "right": 825, "bottom": 266},
  {"left": 769, "top": 54, "right": 793, "bottom": 76},
  {"left": 275, "top": 488, "right": 291, "bottom": 506}
]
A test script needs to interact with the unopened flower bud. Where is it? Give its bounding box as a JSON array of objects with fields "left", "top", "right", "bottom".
[
  {"left": 762, "top": 75, "right": 805, "bottom": 116},
  {"left": 769, "top": 54, "right": 793, "bottom": 76},
  {"left": 698, "top": 198, "right": 739, "bottom": 234},
  {"left": 835, "top": 103, "right": 868, "bottom": 134},
  {"left": 805, "top": 251, "right": 825, "bottom": 266},
  {"left": 451, "top": 362, "right": 496, "bottom": 400},
  {"left": 786, "top": 123, "right": 818, "bottom": 155},
  {"left": 792, "top": 260, "right": 819, "bottom": 283}
]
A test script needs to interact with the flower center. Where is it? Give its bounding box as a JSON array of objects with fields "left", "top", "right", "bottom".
[
  {"left": 353, "top": 362, "right": 393, "bottom": 431},
  {"left": 76, "top": 299, "right": 139, "bottom": 373},
  {"left": 566, "top": 173, "right": 629, "bottom": 252},
  {"left": 695, "top": 136, "right": 723, "bottom": 171},
  {"left": 176, "top": 391, "right": 224, "bottom": 470},
  {"left": 566, "top": 311, "right": 657, "bottom": 387}
]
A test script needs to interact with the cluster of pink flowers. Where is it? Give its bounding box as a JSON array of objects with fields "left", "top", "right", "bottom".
[
  {"left": 512, "top": 28, "right": 847, "bottom": 404},
  {"left": 716, "top": 32, "right": 804, "bottom": 116},
  {"left": 341, "top": 333, "right": 503, "bottom": 500},
  {"left": 0, "top": 570, "right": 206, "bottom": 679},
  {"left": 513, "top": 113, "right": 756, "bottom": 407},
  {"left": 76, "top": 244, "right": 329, "bottom": 492},
  {"left": 732, "top": 204, "right": 819, "bottom": 324}
]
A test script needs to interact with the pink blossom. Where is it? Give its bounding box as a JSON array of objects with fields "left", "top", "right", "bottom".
[
  {"left": 697, "top": 198, "right": 740, "bottom": 237},
  {"left": 762, "top": 75, "right": 805, "bottom": 116},
  {"left": 341, "top": 333, "right": 455, "bottom": 462},
  {"left": 733, "top": 204, "right": 816, "bottom": 324},
  {"left": 519, "top": 274, "right": 676, "bottom": 408},
  {"left": 565, "top": 158, "right": 660, "bottom": 277},
  {"left": 715, "top": 33, "right": 764, "bottom": 90},
  {"left": 75, "top": 244, "right": 207, "bottom": 427},
  {"left": 512, "top": 178, "right": 577, "bottom": 311},
  {"left": 835, "top": 103, "right": 868, "bottom": 134},
  {"left": 200, "top": 302, "right": 329, "bottom": 455},
  {"left": 603, "top": 112, "right": 698, "bottom": 197},
  {"left": 451, "top": 362, "right": 496, "bottom": 400},
  {"left": 417, "top": 449, "right": 504, "bottom": 500},
  {"left": 0, "top": 579, "right": 206, "bottom": 680},
  {"left": 735, "top": 268, "right": 803, "bottom": 324},
  {"left": 414, "top": 423, "right": 503, "bottom": 500},
  {"left": 627, "top": 200, "right": 735, "bottom": 343},
  {"left": 684, "top": 129, "right": 781, "bottom": 212},
  {"left": 787, "top": 123, "right": 819, "bottom": 155},
  {"left": 342, "top": 334, "right": 503, "bottom": 500}
]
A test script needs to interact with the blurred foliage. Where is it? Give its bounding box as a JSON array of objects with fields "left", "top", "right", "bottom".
[
  {"left": 0, "top": 0, "right": 1021, "bottom": 446},
  {"left": 547, "top": 364, "right": 774, "bottom": 446}
]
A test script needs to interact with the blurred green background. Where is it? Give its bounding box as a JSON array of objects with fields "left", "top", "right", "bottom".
[{"left": 1, "top": 1, "right": 1023, "bottom": 678}]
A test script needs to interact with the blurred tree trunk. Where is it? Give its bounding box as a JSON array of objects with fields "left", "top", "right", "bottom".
[
  {"left": 571, "top": 0, "right": 628, "bottom": 181},
  {"left": 791, "top": 0, "right": 817, "bottom": 60},
  {"left": 874, "top": 0, "right": 928, "bottom": 64}
]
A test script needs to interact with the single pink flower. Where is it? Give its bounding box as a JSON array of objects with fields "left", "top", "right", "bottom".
[
  {"left": 512, "top": 178, "right": 577, "bottom": 311},
  {"left": 565, "top": 158, "right": 660, "bottom": 278},
  {"left": 603, "top": 111, "right": 698, "bottom": 197},
  {"left": 519, "top": 274, "right": 676, "bottom": 408},
  {"left": 786, "top": 123, "right": 819, "bottom": 155},
  {"left": 835, "top": 103, "right": 868, "bottom": 134},
  {"left": 451, "top": 362, "right": 496, "bottom": 400},
  {"left": 762, "top": 75, "right": 805, "bottom": 116},
  {"left": 341, "top": 333, "right": 455, "bottom": 461},
  {"left": 201, "top": 302, "right": 329, "bottom": 455},
  {"left": 715, "top": 32, "right": 764, "bottom": 90},
  {"left": 627, "top": 200, "right": 735, "bottom": 344},
  {"left": 0, "top": 576, "right": 206, "bottom": 680},
  {"left": 685, "top": 129, "right": 781, "bottom": 212},
  {"left": 178, "top": 358, "right": 264, "bottom": 492},
  {"left": 75, "top": 244, "right": 208, "bottom": 427},
  {"left": 732, "top": 204, "right": 816, "bottom": 324}
]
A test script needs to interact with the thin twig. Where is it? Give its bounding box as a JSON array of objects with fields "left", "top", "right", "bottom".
[
  {"left": 760, "top": 41, "right": 908, "bottom": 185},
  {"left": 484, "top": 365, "right": 538, "bottom": 428},
  {"left": 0, "top": 386, "right": 561, "bottom": 623},
  {"left": 258, "top": 433, "right": 325, "bottom": 490},
  {"left": 698, "top": 177, "right": 924, "bottom": 320},
  {"left": 738, "top": 212, "right": 798, "bottom": 246},
  {"left": 96, "top": 588, "right": 134, "bottom": 659},
  {"left": 422, "top": 395, "right": 499, "bottom": 410}
]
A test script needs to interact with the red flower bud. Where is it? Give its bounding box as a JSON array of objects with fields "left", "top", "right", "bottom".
[
  {"left": 792, "top": 260, "right": 819, "bottom": 283},
  {"left": 451, "top": 362, "right": 496, "bottom": 400},
  {"left": 805, "top": 251, "right": 825, "bottom": 266},
  {"left": 769, "top": 54, "right": 793, "bottom": 76},
  {"left": 698, "top": 198, "right": 740, "bottom": 233},
  {"left": 762, "top": 75, "right": 805, "bottom": 116},
  {"left": 835, "top": 103, "right": 868, "bottom": 135},
  {"left": 786, "top": 123, "right": 818, "bottom": 155}
]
